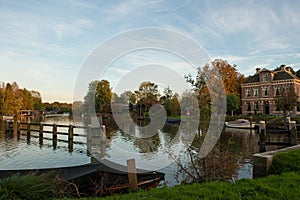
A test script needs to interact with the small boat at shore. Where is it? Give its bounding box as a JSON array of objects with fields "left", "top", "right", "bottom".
[
  {"left": 225, "top": 119, "right": 257, "bottom": 129},
  {"left": 166, "top": 118, "right": 181, "bottom": 123},
  {"left": 0, "top": 160, "right": 164, "bottom": 196}
]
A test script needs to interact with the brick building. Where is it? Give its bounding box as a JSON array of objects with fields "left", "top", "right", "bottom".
[{"left": 241, "top": 65, "right": 300, "bottom": 115}]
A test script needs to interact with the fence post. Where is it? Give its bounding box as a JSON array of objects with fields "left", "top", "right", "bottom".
[
  {"left": 289, "top": 121, "right": 297, "bottom": 145},
  {"left": 53, "top": 123, "right": 57, "bottom": 149},
  {"left": 39, "top": 122, "right": 43, "bottom": 145},
  {"left": 68, "top": 124, "right": 74, "bottom": 152},
  {"left": 259, "top": 121, "right": 266, "bottom": 153},
  {"left": 100, "top": 125, "right": 106, "bottom": 158},
  {"left": 127, "top": 159, "right": 138, "bottom": 189},
  {"left": 27, "top": 121, "right": 31, "bottom": 143},
  {"left": 4, "top": 120, "right": 9, "bottom": 133},
  {"left": 87, "top": 125, "right": 92, "bottom": 155},
  {"left": 17, "top": 121, "right": 20, "bottom": 140}
]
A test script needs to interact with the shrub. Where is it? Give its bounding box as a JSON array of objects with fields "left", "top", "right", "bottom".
[
  {"left": 269, "top": 149, "right": 300, "bottom": 175},
  {"left": 0, "top": 172, "right": 75, "bottom": 200}
]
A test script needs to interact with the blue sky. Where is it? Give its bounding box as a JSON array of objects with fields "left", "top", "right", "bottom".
[{"left": 1, "top": 0, "right": 300, "bottom": 102}]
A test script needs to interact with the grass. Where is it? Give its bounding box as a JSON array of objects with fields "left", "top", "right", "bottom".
[
  {"left": 0, "top": 172, "right": 75, "bottom": 200},
  {"left": 269, "top": 148, "right": 300, "bottom": 175},
  {"left": 59, "top": 172, "right": 300, "bottom": 200}
]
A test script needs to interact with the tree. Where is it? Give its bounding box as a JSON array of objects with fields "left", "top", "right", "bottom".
[
  {"left": 135, "top": 81, "right": 160, "bottom": 117},
  {"left": 84, "top": 80, "right": 112, "bottom": 115},
  {"left": 212, "top": 59, "right": 244, "bottom": 95},
  {"left": 2, "top": 82, "right": 22, "bottom": 116},
  {"left": 185, "top": 59, "right": 244, "bottom": 118},
  {"left": 120, "top": 91, "right": 133, "bottom": 104},
  {"left": 275, "top": 85, "right": 298, "bottom": 116},
  {"left": 31, "top": 90, "right": 43, "bottom": 110},
  {"left": 21, "top": 88, "right": 33, "bottom": 110},
  {"left": 226, "top": 94, "right": 241, "bottom": 116}
]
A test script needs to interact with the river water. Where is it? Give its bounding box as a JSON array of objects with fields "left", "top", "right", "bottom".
[{"left": 0, "top": 116, "right": 269, "bottom": 186}]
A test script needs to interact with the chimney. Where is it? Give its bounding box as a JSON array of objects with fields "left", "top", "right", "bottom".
[
  {"left": 280, "top": 65, "right": 286, "bottom": 71},
  {"left": 256, "top": 68, "right": 261, "bottom": 73}
]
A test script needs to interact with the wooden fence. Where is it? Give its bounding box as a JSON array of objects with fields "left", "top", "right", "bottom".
[
  {"left": 3, "top": 120, "right": 106, "bottom": 154},
  {"left": 258, "top": 120, "right": 298, "bottom": 152}
]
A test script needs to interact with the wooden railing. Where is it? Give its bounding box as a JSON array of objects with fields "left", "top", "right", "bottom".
[{"left": 3, "top": 120, "right": 107, "bottom": 154}]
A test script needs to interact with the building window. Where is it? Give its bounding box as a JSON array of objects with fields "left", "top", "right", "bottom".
[
  {"left": 263, "top": 73, "right": 268, "bottom": 82},
  {"left": 246, "top": 102, "right": 251, "bottom": 111},
  {"left": 275, "top": 87, "right": 280, "bottom": 96},
  {"left": 262, "top": 87, "right": 269, "bottom": 96},
  {"left": 254, "top": 101, "right": 259, "bottom": 111},
  {"left": 254, "top": 88, "right": 259, "bottom": 96},
  {"left": 246, "top": 88, "right": 251, "bottom": 97}
]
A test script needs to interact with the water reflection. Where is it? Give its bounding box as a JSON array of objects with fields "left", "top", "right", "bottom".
[{"left": 0, "top": 116, "right": 289, "bottom": 187}]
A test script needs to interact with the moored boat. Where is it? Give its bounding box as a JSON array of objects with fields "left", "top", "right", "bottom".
[
  {"left": 0, "top": 160, "right": 164, "bottom": 196},
  {"left": 225, "top": 119, "right": 257, "bottom": 129}
]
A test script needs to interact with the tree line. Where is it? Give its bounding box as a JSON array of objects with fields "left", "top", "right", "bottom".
[
  {"left": 0, "top": 82, "right": 72, "bottom": 117},
  {"left": 0, "top": 82, "right": 42, "bottom": 116},
  {"left": 80, "top": 59, "right": 246, "bottom": 119}
]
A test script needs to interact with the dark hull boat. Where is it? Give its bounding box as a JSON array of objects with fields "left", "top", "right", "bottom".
[{"left": 0, "top": 160, "right": 164, "bottom": 196}]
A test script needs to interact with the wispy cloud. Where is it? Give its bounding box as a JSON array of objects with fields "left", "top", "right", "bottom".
[{"left": 0, "top": 0, "right": 299, "bottom": 101}]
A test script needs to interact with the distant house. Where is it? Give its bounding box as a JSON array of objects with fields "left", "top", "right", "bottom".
[{"left": 241, "top": 65, "right": 300, "bottom": 115}]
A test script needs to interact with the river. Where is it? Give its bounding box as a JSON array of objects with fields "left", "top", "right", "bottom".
[{"left": 0, "top": 116, "right": 273, "bottom": 186}]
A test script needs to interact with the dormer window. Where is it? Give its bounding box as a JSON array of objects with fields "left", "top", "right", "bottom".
[{"left": 263, "top": 73, "right": 268, "bottom": 82}]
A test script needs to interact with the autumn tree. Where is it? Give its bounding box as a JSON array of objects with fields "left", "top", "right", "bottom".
[
  {"left": 31, "top": 90, "right": 43, "bottom": 110},
  {"left": 21, "top": 88, "right": 33, "bottom": 110},
  {"left": 186, "top": 59, "right": 243, "bottom": 117},
  {"left": 2, "top": 82, "right": 22, "bottom": 116},
  {"left": 135, "top": 81, "right": 160, "bottom": 117}
]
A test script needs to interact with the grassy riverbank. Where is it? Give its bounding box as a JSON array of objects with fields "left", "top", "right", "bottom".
[
  {"left": 68, "top": 148, "right": 300, "bottom": 199},
  {"left": 70, "top": 172, "right": 300, "bottom": 200}
]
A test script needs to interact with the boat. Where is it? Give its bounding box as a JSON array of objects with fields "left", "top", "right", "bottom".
[
  {"left": 225, "top": 119, "right": 257, "bottom": 129},
  {"left": 166, "top": 118, "right": 181, "bottom": 123},
  {"left": 0, "top": 160, "right": 164, "bottom": 196},
  {"left": 2, "top": 115, "right": 13, "bottom": 121}
]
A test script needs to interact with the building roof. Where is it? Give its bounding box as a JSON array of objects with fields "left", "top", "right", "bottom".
[
  {"left": 244, "top": 74, "right": 259, "bottom": 83},
  {"left": 273, "top": 70, "right": 300, "bottom": 81},
  {"left": 244, "top": 65, "right": 300, "bottom": 84}
]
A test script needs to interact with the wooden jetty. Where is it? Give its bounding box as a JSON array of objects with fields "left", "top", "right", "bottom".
[
  {"left": 1, "top": 119, "right": 165, "bottom": 195},
  {"left": 2, "top": 120, "right": 106, "bottom": 154},
  {"left": 257, "top": 119, "right": 299, "bottom": 153}
]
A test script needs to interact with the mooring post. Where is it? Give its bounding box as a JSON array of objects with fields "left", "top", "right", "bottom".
[
  {"left": 4, "top": 120, "right": 9, "bottom": 133},
  {"left": 68, "top": 124, "right": 74, "bottom": 152},
  {"left": 26, "top": 121, "right": 31, "bottom": 142},
  {"left": 259, "top": 121, "right": 266, "bottom": 152},
  {"left": 39, "top": 122, "right": 43, "bottom": 145},
  {"left": 87, "top": 125, "right": 92, "bottom": 154},
  {"left": 100, "top": 125, "right": 106, "bottom": 158},
  {"left": 289, "top": 121, "right": 297, "bottom": 145},
  {"left": 17, "top": 121, "right": 20, "bottom": 140},
  {"left": 286, "top": 117, "right": 291, "bottom": 130},
  {"left": 127, "top": 159, "right": 138, "bottom": 189},
  {"left": 53, "top": 123, "right": 57, "bottom": 149}
]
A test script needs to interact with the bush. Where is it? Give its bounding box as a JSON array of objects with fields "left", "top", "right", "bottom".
[
  {"left": 0, "top": 172, "right": 74, "bottom": 200},
  {"left": 269, "top": 149, "right": 300, "bottom": 175}
]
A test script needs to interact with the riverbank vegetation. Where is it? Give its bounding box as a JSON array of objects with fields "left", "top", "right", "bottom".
[
  {"left": 269, "top": 148, "right": 300, "bottom": 175},
  {"left": 0, "top": 172, "right": 76, "bottom": 200}
]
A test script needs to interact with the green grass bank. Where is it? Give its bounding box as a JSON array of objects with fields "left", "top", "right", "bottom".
[{"left": 63, "top": 148, "right": 300, "bottom": 199}]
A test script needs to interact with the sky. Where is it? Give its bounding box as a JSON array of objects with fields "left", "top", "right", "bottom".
[{"left": 1, "top": 0, "right": 300, "bottom": 103}]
